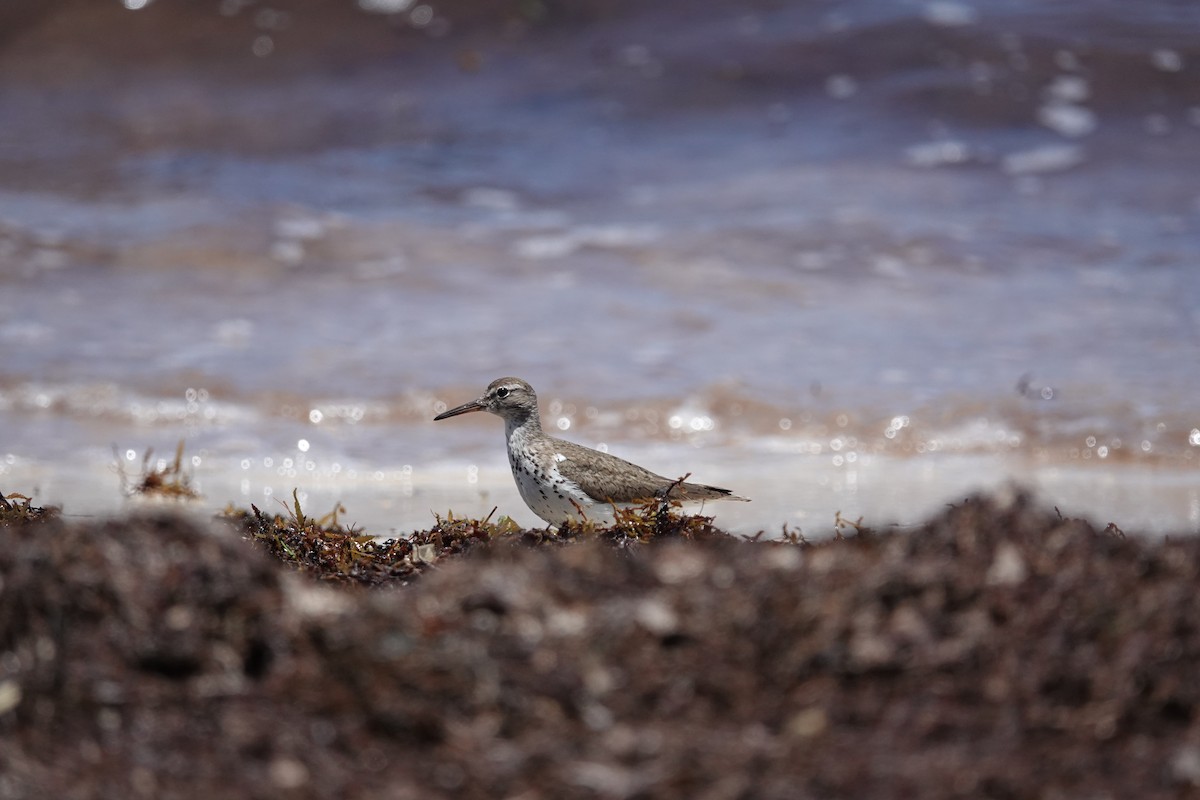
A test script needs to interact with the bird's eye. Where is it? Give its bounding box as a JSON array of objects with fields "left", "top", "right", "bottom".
[{"left": 496, "top": 387, "right": 510, "bottom": 398}]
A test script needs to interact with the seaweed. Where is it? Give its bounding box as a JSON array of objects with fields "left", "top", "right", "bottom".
[
  {"left": 3, "top": 490, "right": 1187, "bottom": 800},
  {"left": 222, "top": 487, "right": 749, "bottom": 586},
  {"left": 833, "top": 509, "right": 872, "bottom": 539},
  {"left": 0, "top": 491, "right": 58, "bottom": 525},
  {"left": 116, "top": 440, "right": 201, "bottom": 500},
  {"left": 222, "top": 492, "right": 529, "bottom": 586}
]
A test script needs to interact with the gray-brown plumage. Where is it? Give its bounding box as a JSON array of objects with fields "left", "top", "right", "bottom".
[{"left": 434, "top": 377, "right": 749, "bottom": 525}]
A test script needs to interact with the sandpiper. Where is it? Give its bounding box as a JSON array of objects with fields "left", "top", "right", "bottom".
[{"left": 434, "top": 377, "right": 749, "bottom": 525}]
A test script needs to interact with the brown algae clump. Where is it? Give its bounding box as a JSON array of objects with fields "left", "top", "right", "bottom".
[
  {"left": 117, "top": 440, "right": 201, "bottom": 500},
  {"left": 0, "top": 492, "right": 58, "bottom": 525},
  {"left": 224, "top": 493, "right": 526, "bottom": 586}
]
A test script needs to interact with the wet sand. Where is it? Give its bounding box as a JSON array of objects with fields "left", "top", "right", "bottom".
[{"left": 3, "top": 493, "right": 1200, "bottom": 798}]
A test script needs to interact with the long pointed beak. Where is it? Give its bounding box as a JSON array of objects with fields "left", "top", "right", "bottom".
[{"left": 434, "top": 399, "right": 486, "bottom": 421}]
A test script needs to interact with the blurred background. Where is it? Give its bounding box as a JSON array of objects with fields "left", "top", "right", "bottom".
[{"left": 0, "top": 0, "right": 1197, "bottom": 535}]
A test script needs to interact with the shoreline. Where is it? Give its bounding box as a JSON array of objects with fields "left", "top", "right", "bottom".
[{"left": 9, "top": 447, "right": 1199, "bottom": 538}]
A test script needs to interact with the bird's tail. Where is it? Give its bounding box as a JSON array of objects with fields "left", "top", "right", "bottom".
[{"left": 669, "top": 481, "right": 750, "bottom": 503}]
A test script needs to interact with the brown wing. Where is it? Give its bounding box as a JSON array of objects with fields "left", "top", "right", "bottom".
[{"left": 549, "top": 438, "right": 747, "bottom": 504}]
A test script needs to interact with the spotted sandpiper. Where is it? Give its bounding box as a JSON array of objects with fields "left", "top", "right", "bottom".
[{"left": 434, "top": 377, "right": 749, "bottom": 525}]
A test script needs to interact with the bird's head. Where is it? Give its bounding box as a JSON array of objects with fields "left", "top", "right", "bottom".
[{"left": 434, "top": 377, "right": 538, "bottom": 423}]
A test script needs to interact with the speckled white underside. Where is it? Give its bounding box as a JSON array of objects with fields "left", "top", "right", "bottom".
[{"left": 506, "top": 419, "right": 609, "bottom": 525}]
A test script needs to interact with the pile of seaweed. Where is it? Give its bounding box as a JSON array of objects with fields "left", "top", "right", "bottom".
[
  {"left": 224, "top": 491, "right": 734, "bottom": 587},
  {"left": 2, "top": 491, "right": 1200, "bottom": 799}
]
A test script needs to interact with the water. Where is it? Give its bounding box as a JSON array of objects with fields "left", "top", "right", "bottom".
[{"left": 1, "top": 0, "right": 1198, "bottom": 535}]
